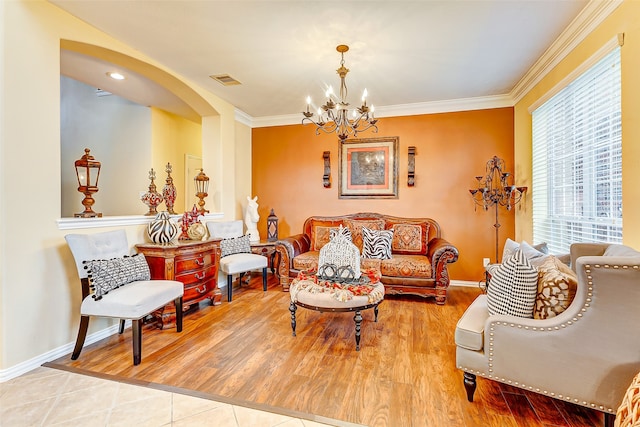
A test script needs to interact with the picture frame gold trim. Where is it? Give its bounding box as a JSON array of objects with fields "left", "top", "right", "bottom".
[{"left": 338, "top": 137, "right": 399, "bottom": 199}]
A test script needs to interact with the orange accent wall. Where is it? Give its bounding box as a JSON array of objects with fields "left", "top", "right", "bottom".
[{"left": 252, "top": 108, "right": 515, "bottom": 281}]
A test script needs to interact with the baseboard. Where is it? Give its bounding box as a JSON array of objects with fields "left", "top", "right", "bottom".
[
  {"left": 450, "top": 279, "right": 483, "bottom": 288},
  {"left": 0, "top": 321, "right": 129, "bottom": 383}
]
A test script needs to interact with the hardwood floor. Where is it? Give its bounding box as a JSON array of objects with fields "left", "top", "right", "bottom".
[{"left": 48, "top": 274, "right": 606, "bottom": 427}]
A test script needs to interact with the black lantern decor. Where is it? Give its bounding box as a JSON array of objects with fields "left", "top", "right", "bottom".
[
  {"left": 267, "top": 209, "right": 279, "bottom": 241},
  {"left": 74, "top": 148, "right": 102, "bottom": 218}
]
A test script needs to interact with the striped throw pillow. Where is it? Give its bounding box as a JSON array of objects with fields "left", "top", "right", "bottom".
[
  {"left": 362, "top": 227, "right": 394, "bottom": 260},
  {"left": 487, "top": 249, "right": 538, "bottom": 318}
]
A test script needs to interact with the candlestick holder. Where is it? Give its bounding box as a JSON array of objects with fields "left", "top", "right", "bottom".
[{"left": 469, "top": 156, "right": 527, "bottom": 263}]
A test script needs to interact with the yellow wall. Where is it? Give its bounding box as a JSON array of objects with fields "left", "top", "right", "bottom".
[
  {"left": 0, "top": 0, "right": 246, "bottom": 373},
  {"left": 151, "top": 108, "right": 202, "bottom": 213},
  {"left": 515, "top": 1, "right": 640, "bottom": 249},
  {"left": 252, "top": 108, "right": 516, "bottom": 281}
]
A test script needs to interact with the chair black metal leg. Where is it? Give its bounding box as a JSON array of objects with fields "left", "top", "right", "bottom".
[
  {"left": 132, "top": 319, "right": 142, "bottom": 365},
  {"left": 227, "top": 275, "right": 233, "bottom": 302},
  {"left": 118, "top": 319, "right": 125, "bottom": 334},
  {"left": 289, "top": 302, "right": 297, "bottom": 336},
  {"left": 354, "top": 310, "right": 363, "bottom": 351},
  {"left": 174, "top": 296, "right": 183, "bottom": 333},
  {"left": 71, "top": 315, "right": 90, "bottom": 360},
  {"left": 464, "top": 372, "right": 477, "bottom": 402},
  {"left": 262, "top": 267, "right": 268, "bottom": 291}
]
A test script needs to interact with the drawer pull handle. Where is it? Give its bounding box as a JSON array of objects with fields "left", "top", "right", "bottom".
[
  {"left": 195, "top": 258, "right": 205, "bottom": 266},
  {"left": 194, "top": 272, "right": 205, "bottom": 280},
  {"left": 195, "top": 285, "right": 207, "bottom": 294}
]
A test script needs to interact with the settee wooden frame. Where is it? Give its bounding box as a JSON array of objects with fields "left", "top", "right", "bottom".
[{"left": 274, "top": 212, "right": 459, "bottom": 304}]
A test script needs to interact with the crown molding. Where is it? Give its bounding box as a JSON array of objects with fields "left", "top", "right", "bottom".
[
  {"left": 234, "top": 108, "right": 252, "bottom": 127},
  {"left": 249, "top": 94, "right": 513, "bottom": 128},
  {"left": 374, "top": 95, "right": 513, "bottom": 118},
  {"left": 510, "top": 0, "right": 623, "bottom": 104}
]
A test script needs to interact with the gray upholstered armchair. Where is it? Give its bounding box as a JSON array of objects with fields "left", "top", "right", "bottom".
[{"left": 455, "top": 243, "right": 640, "bottom": 427}]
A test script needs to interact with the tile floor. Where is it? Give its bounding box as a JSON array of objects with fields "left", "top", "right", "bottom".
[{"left": 0, "top": 367, "right": 348, "bottom": 427}]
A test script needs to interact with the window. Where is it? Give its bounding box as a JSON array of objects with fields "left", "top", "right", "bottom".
[{"left": 532, "top": 47, "right": 621, "bottom": 254}]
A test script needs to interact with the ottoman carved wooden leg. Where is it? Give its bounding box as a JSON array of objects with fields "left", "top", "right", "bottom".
[
  {"left": 354, "top": 310, "right": 363, "bottom": 351},
  {"left": 289, "top": 301, "right": 297, "bottom": 337},
  {"left": 288, "top": 273, "right": 385, "bottom": 351}
]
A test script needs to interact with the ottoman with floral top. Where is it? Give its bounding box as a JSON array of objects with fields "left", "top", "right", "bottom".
[{"left": 289, "top": 228, "right": 385, "bottom": 350}]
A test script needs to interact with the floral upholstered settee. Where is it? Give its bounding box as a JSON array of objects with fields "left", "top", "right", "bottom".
[{"left": 275, "top": 213, "right": 459, "bottom": 304}]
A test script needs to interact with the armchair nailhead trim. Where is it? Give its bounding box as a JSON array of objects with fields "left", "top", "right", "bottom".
[{"left": 481, "top": 262, "right": 636, "bottom": 415}]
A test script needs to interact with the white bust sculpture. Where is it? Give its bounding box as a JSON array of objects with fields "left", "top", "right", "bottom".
[{"left": 245, "top": 196, "right": 260, "bottom": 242}]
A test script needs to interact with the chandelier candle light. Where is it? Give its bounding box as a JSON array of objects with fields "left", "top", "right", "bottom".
[
  {"left": 302, "top": 45, "right": 378, "bottom": 141},
  {"left": 469, "top": 156, "right": 527, "bottom": 263}
]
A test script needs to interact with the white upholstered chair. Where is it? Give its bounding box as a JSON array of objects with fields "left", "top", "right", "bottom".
[
  {"left": 455, "top": 243, "right": 640, "bottom": 427},
  {"left": 206, "top": 220, "right": 267, "bottom": 302},
  {"left": 65, "top": 230, "right": 183, "bottom": 365}
]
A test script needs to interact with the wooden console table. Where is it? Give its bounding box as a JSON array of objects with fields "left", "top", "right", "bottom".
[{"left": 136, "top": 239, "right": 222, "bottom": 329}]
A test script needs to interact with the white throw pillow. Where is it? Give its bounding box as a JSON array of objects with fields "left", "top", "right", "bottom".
[
  {"left": 502, "top": 238, "right": 548, "bottom": 264},
  {"left": 502, "top": 238, "right": 520, "bottom": 262},
  {"left": 487, "top": 249, "right": 538, "bottom": 318}
]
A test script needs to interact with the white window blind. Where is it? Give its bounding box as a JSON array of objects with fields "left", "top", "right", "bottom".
[{"left": 532, "top": 47, "right": 621, "bottom": 254}]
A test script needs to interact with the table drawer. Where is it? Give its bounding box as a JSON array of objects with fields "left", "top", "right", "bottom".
[
  {"left": 175, "top": 264, "right": 217, "bottom": 286},
  {"left": 183, "top": 277, "right": 216, "bottom": 302},
  {"left": 175, "top": 253, "right": 214, "bottom": 273}
]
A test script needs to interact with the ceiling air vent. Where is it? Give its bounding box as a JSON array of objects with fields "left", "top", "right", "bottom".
[{"left": 209, "top": 74, "right": 241, "bottom": 86}]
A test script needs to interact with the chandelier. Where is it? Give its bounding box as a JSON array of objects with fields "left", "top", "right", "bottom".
[{"left": 302, "top": 44, "right": 378, "bottom": 141}]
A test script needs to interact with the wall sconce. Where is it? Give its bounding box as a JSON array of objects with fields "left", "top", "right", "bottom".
[
  {"left": 74, "top": 148, "right": 102, "bottom": 218},
  {"left": 323, "top": 151, "right": 331, "bottom": 188},
  {"left": 194, "top": 168, "right": 209, "bottom": 214},
  {"left": 408, "top": 146, "right": 416, "bottom": 186},
  {"left": 267, "top": 209, "right": 279, "bottom": 241}
]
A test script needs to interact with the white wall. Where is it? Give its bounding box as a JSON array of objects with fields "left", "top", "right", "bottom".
[
  {"left": 0, "top": 0, "right": 249, "bottom": 377},
  {"left": 61, "top": 76, "right": 152, "bottom": 217}
]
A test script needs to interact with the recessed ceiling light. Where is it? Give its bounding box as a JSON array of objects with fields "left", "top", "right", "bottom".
[{"left": 106, "top": 72, "right": 125, "bottom": 80}]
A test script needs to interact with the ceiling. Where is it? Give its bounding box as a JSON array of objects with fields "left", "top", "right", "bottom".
[{"left": 52, "top": 1, "right": 596, "bottom": 125}]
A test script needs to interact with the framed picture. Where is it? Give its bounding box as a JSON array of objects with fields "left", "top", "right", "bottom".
[{"left": 338, "top": 137, "right": 399, "bottom": 199}]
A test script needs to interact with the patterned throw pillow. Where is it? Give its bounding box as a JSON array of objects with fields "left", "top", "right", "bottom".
[
  {"left": 487, "top": 249, "right": 538, "bottom": 318},
  {"left": 386, "top": 221, "right": 430, "bottom": 255},
  {"left": 309, "top": 220, "right": 341, "bottom": 251},
  {"left": 83, "top": 253, "right": 150, "bottom": 300},
  {"left": 534, "top": 256, "right": 578, "bottom": 319},
  {"left": 362, "top": 227, "right": 394, "bottom": 260},
  {"left": 344, "top": 219, "right": 385, "bottom": 253},
  {"left": 220, "top": 234, "right": 251, "bottom": 258},
  {"left": 311, "top": 225, "right": 334, "bottom": 251},
  {"left": 329, "top": 225, "right": 352, "bottom": 242}
]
